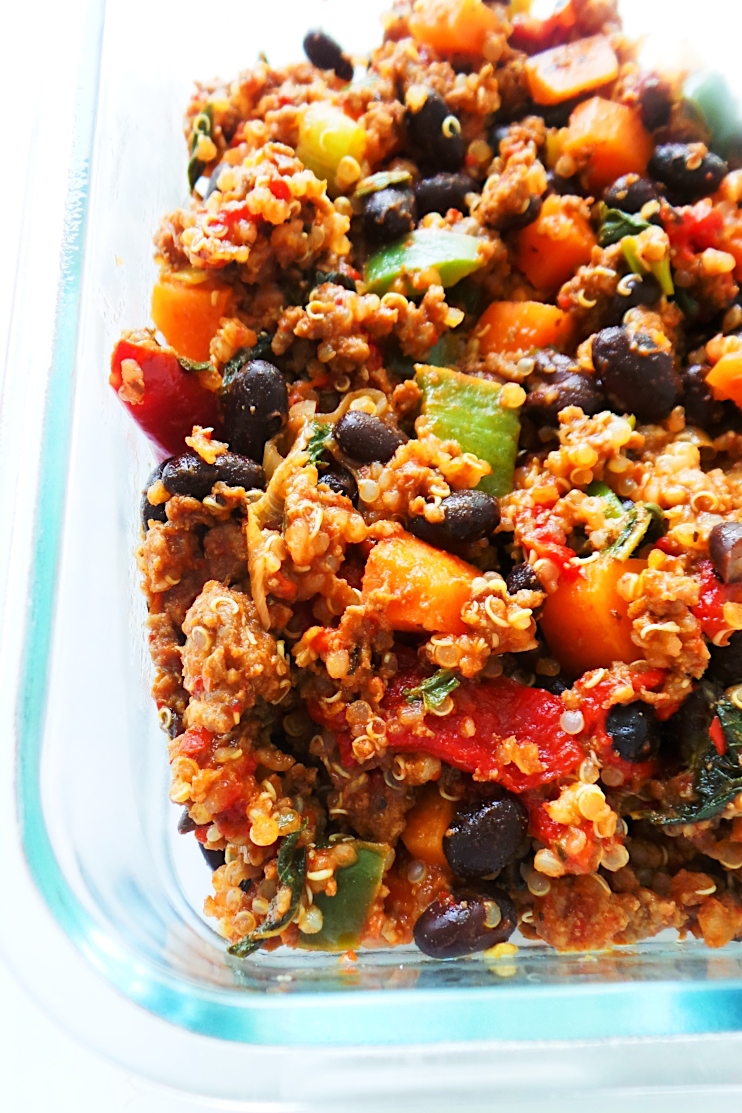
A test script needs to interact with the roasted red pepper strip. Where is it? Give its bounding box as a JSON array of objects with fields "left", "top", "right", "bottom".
[
  {"left": 110, "top": 334, "right": 221, "bottom": 457},
  {"left": 575, "top": 671, "right": 662, "bottom": 786},
  {"left": 310, "top": 668, "right": 584, "bottom": 790}
]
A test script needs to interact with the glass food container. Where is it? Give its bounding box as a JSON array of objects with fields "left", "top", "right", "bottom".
[{"left": 4, "top": 0, "right": 742, "bottom": 1107}]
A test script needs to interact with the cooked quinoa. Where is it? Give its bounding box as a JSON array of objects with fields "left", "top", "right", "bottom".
[{"left": 110, "top": 0, "right": 742, "bottom": 959}]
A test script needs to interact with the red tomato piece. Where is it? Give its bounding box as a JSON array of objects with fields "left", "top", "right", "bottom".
[
  {"left": 692, "top": 559, "right": 742, "bottom": 642},
  {"left": 109, "top": 335, "right": 221, "bottom": 458},
  {"left": 663, "top": 200, "right": 723, "bottom": 267}
]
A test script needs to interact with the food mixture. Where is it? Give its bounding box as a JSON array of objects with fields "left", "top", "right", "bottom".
[{"left": 110, "top": 0, "right": 742, "bottom": 958}]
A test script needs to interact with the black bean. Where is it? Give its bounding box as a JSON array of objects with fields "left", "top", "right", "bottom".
[
  {"left": 408, "top": 490, "right": 500, "bottom": 551},
  {"left": 213, "top": 452, "right": 265, "bottom": 490},
  {"left": 681, "top": 364, "right": 725, "bottom": 427},
  {"left": 363, "top": 187, "right": 417, "bottom": 245},
  {"left": 178, "top": 808, "right": 197, "bottom": 834},
  {"left": 161, "top": 452, "right": 217, "bottom": 501},
  {"left": 603, "top": 174, "right": 660, "bottom": 215},
  {"left": 413, "top": 884, "right": 517, "bottom": 959},
  {"left": 414, "top": 173, "right": 475, "bottom": 217},
  {"left": 539, "top": 98, "right": 581, "bottom": 129},
  {"left": 637, "top": 75, "right": 673, "bottom": 132},
  {"left": 525, "top": 352, "right": 606, "bottom": 424},
  {"left": 222, "top": 359, "right": 288, "bottom": 462},
  {"left": 605, "top": 702, "right": 660, "bottom": 763},
  {"left": 318, "top": 464, "right": 358, "bottom": 504},
  {"left": 707, "top": 632, "right": 742, "bottom": 689},
  {"left": 533, "top": 672, "right": 571, "bottom": 697},
  {"left": 648, "top": 143, "right": 728, "bottom": 205},
  {"left": 495, "top": 194, "right": 543, "bottom": 233},
  {"left": 603, "top": 273, "right": 662, "bottom": 327},
  {"left": 199, "top": 844, "right": 226, "bottom": 871},
  {"left": 506, "top": 562, "right": 541, "bottom": 595},
  {"left": 709, "top": 523, "right": 742, "bottom": 584},
  {"left": 406, "top": 90, "right": 465, "bottom": 172},
  {"left": 302, "top": 29, "right": 353, "bottom": 82},
  {"left": 591, "top": 326, "right": 682, "bottom": 423},
  {"left": 545, "top": 169, "right": 583, "bottom": 197},
  {"left": 487, "top": 122, "right": 511, "bottom": 153},
  {"left": 141, "top": 462, "right": 169, "bottom": 531},
  {"left": 443, "top": 786, "right": 529, "bottom": 879},
  {"left": 335, "top": 410, "right": 407, "bottom": 464}
]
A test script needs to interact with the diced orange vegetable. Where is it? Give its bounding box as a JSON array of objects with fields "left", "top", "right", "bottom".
[
  {"left": 563, "top": 97, "right": 654, "bottom": 195},
  {"left": 401, "top": 785, "right": 457, "bottom": 869},
  {"left": 362, "top": 533, "right": 477, "bottom": 635},
  {"left": 408, "top": 0, "right": 499, "bottom": 57},
  {"left": 525, "top": 35, "right": 619, "bottom": 106},
  {"left": 707, "top": 352, "right": 742, "bottom": 408},
  {"left": 151, "top": 274, "right": 234, "bottom": 362},
  {"left": 539, "top": 556, "right": 647, "bottom": 676},
  {"left": 514, "top": 194, "right": 596, "bottom": 291},
  {"left": 475, "top": 299, "right": 574, "bottom": 355}
]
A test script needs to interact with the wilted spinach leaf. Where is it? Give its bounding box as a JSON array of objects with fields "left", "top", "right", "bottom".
[
  {"left": 221, "top": 334, "right": 276, "bottom": 389},
  {"left": 177, "top": 356, "right": 213, "bottom": 374},
  {"left": 646, "top": 695, "right": 742, "bottom": 826},
  {"left": 598, "top": 206, "right": 651, "bottom": 247},
  {"left": 228, "top": 824, "right": 307, "bottom": 958}
]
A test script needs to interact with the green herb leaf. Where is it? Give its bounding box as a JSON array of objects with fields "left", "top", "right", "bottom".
[
  {"left": 177, "top": 356, "right": 213, "bottom": 373},
  {"left": 404, "top": 669, "right": 460, "bottom": 713},
  {"left": 306, "top": 422, "right": 331, "bottom": 465},
  {"left": 228, "top": 824, "right": 307, "bottom": 958},
  {"left": 599, "top": 206, "right": 651, "bottom": 247},
  {"left": 645, "top": 696, "right": 742, "bottom": 826},
  {"left": 314, "top": 269, "right": 357, "bottom": 292}
]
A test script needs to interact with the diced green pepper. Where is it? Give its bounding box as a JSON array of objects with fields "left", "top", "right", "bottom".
[
  {"left": 416, "top": 364, "right": 521, "bottom": 498},
  {"left": 621, "top": 236, "right": 674, "bottom": 297},
  {"left": 298, "top": 843, "right": 387, "bottom": 951},
  {"left": 188, "top": 106, "right": 214, "bottom": 191},
  {"left": 586, "top": 480, "right": 625, "bottom": 519},
  {"left": 684, "top": 72, "right": 742, "bottom": 160},
  {"left": 364, "top": 230, "right": 484, "bottom": 297},
  {"left": 296, "top": 102, "right": 367, "bottom": 196}
]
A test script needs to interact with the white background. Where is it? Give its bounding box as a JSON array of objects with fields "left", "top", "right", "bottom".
[{"left": 1, "top": 1, "right": 742, "bottom": 1110}]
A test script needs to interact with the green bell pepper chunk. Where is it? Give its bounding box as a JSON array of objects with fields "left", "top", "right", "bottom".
[
  {"left": 416, "top": 364, "right": 520, "bottom": 498},
  {"left": 364, "top": 230, "right": 484, "bottom": 297},
  {"left": 684, "top": 72, "right": 742, "bottom": 160},
  {"left": 586, "top": 480, "right": 625, "bottom": 519},
  {"left": 296, "top": 102, "right": 367, "bottom": 197},
  {"left": 298, "top": 843, "right": 387, "bottom": 951},
  {"left": 621, "top": 236, "right": 674, "bottom": 297}
]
